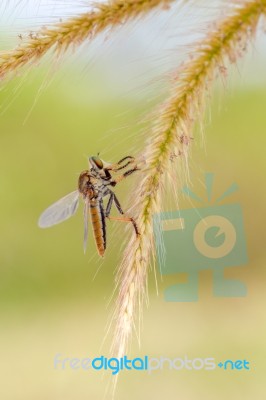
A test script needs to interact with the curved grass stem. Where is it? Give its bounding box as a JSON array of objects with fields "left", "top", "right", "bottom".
[
  {"left": 0, "top": 0, "right": 174, "bottom": 80},
  {"left": 111, "top": 0, "right": 266, "bottom": 358}
]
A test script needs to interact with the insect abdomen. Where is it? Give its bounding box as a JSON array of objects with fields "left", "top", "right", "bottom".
[{"left": 89, "top": 200, "right": 106, "bottom": 257}]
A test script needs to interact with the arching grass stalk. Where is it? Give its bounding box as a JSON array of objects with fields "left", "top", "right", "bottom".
[
  {"left": 111, "top": 0, "right": 266, "bottom": 358},
  {"left": 0, "top": 0, "right": 175, "bottom": 80}
]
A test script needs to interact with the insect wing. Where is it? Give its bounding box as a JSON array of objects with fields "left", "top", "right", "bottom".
[
  {"left": 38, "top": 190, "right": 80, "bottom": 228},
  {"left": 83, "top": 197, "right": 89, "bottom": 253}
]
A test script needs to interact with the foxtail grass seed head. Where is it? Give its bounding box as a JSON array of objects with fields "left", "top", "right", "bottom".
[
  {"left": 111, "top": 0, "right": 266, "bottom": 359},
  {"left": 0, "top": 0, "right": 174, "bottom": 80}
]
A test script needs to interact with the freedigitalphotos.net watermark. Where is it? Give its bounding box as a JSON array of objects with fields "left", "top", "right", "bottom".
[
  {"left": 153, "top": 173, "right": 248, "bottom": 302},
  {"left": 54, "top": 354, "right": 250, "bottom": 375}
]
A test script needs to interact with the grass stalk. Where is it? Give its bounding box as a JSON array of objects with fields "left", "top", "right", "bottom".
[
  {"left": 111, "top": 0, "right": 266, "bottom": 358},
  {"left": 0, "top": 0, "right": 174, "bottom": 80}
]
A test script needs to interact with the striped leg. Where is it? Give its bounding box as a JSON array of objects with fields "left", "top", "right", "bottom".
[
  {"left": 106, "top": 156, "right": 135, "bottom": 172},
  {"left": 106, "top": 192, "right": 140, "bottom": 236},
  {"left": 108, "top": 165, "right": 139, "bottom": 187}
]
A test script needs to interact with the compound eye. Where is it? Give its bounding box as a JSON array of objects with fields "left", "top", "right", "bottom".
[{"left": 91, "top": 156, "right": 103, "bottom": 169}]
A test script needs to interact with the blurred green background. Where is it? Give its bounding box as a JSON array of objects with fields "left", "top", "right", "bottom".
[{"left": 1, "top": 7, "right": 266, "bottom": 399}]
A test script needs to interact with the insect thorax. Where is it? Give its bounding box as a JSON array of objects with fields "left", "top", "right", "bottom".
[{"left": 78, "top": 170, "right": 98, "bottom": 197}]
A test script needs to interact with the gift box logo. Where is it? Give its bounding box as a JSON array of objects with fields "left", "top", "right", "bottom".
[{"left": 153, "top": 173, "right": 248, "bottom": 302}]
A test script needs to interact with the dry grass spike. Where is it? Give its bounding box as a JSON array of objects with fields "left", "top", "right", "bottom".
[
  {"left": 111, "top": 0, "right": 266, "bottom": 360},
  {"left": 0, "top": 0, "right": 175, "bottom": 80}
]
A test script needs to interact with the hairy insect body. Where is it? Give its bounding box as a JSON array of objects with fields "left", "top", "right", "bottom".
[
  {"left": 78, "top": 172, "right": 108, "bottom": 257},
  {"left": 89, "top": 198, "right": 106, "bottom": 257}
]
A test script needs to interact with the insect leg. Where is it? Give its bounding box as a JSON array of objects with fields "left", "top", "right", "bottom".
[
  {"left": 113, "top": 193, "right": 124, "bottom": 214},
  {"left": 118, "top": 156, "right": 134, "bottom": 164},
  {"left": 115, "top": 156, "right": 135, "bottom": 171},
  {"left": 107, "top": 193, "right": 139, "bottom": 236},
  {"left": 106, "top": 156, "right": 135, "bottom": 172},
  {"left": 107, "top": 215, "right": 140, "bottom": 236},
  {"left": 108, "top": 165, "right": 139, "bottom": 187},
  {"left": 105, "top": 193, "right": 114, "bottom": 217}
]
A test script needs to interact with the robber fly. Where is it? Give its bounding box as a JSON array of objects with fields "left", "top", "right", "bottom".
[{"left": 38, "top": 155, "right": 140, "bottom": 257}]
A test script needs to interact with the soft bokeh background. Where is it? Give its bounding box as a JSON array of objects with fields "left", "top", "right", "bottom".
[{"left": 0, "top": 1, "right": 266, "bottom": 399}]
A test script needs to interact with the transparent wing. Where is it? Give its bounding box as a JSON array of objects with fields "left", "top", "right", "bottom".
[
  {"left": 38, "top": 190, "right": 80, "bottom": 228},
  {"left": 83, "top": 197, "right": 89, "bottom": 253}
]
